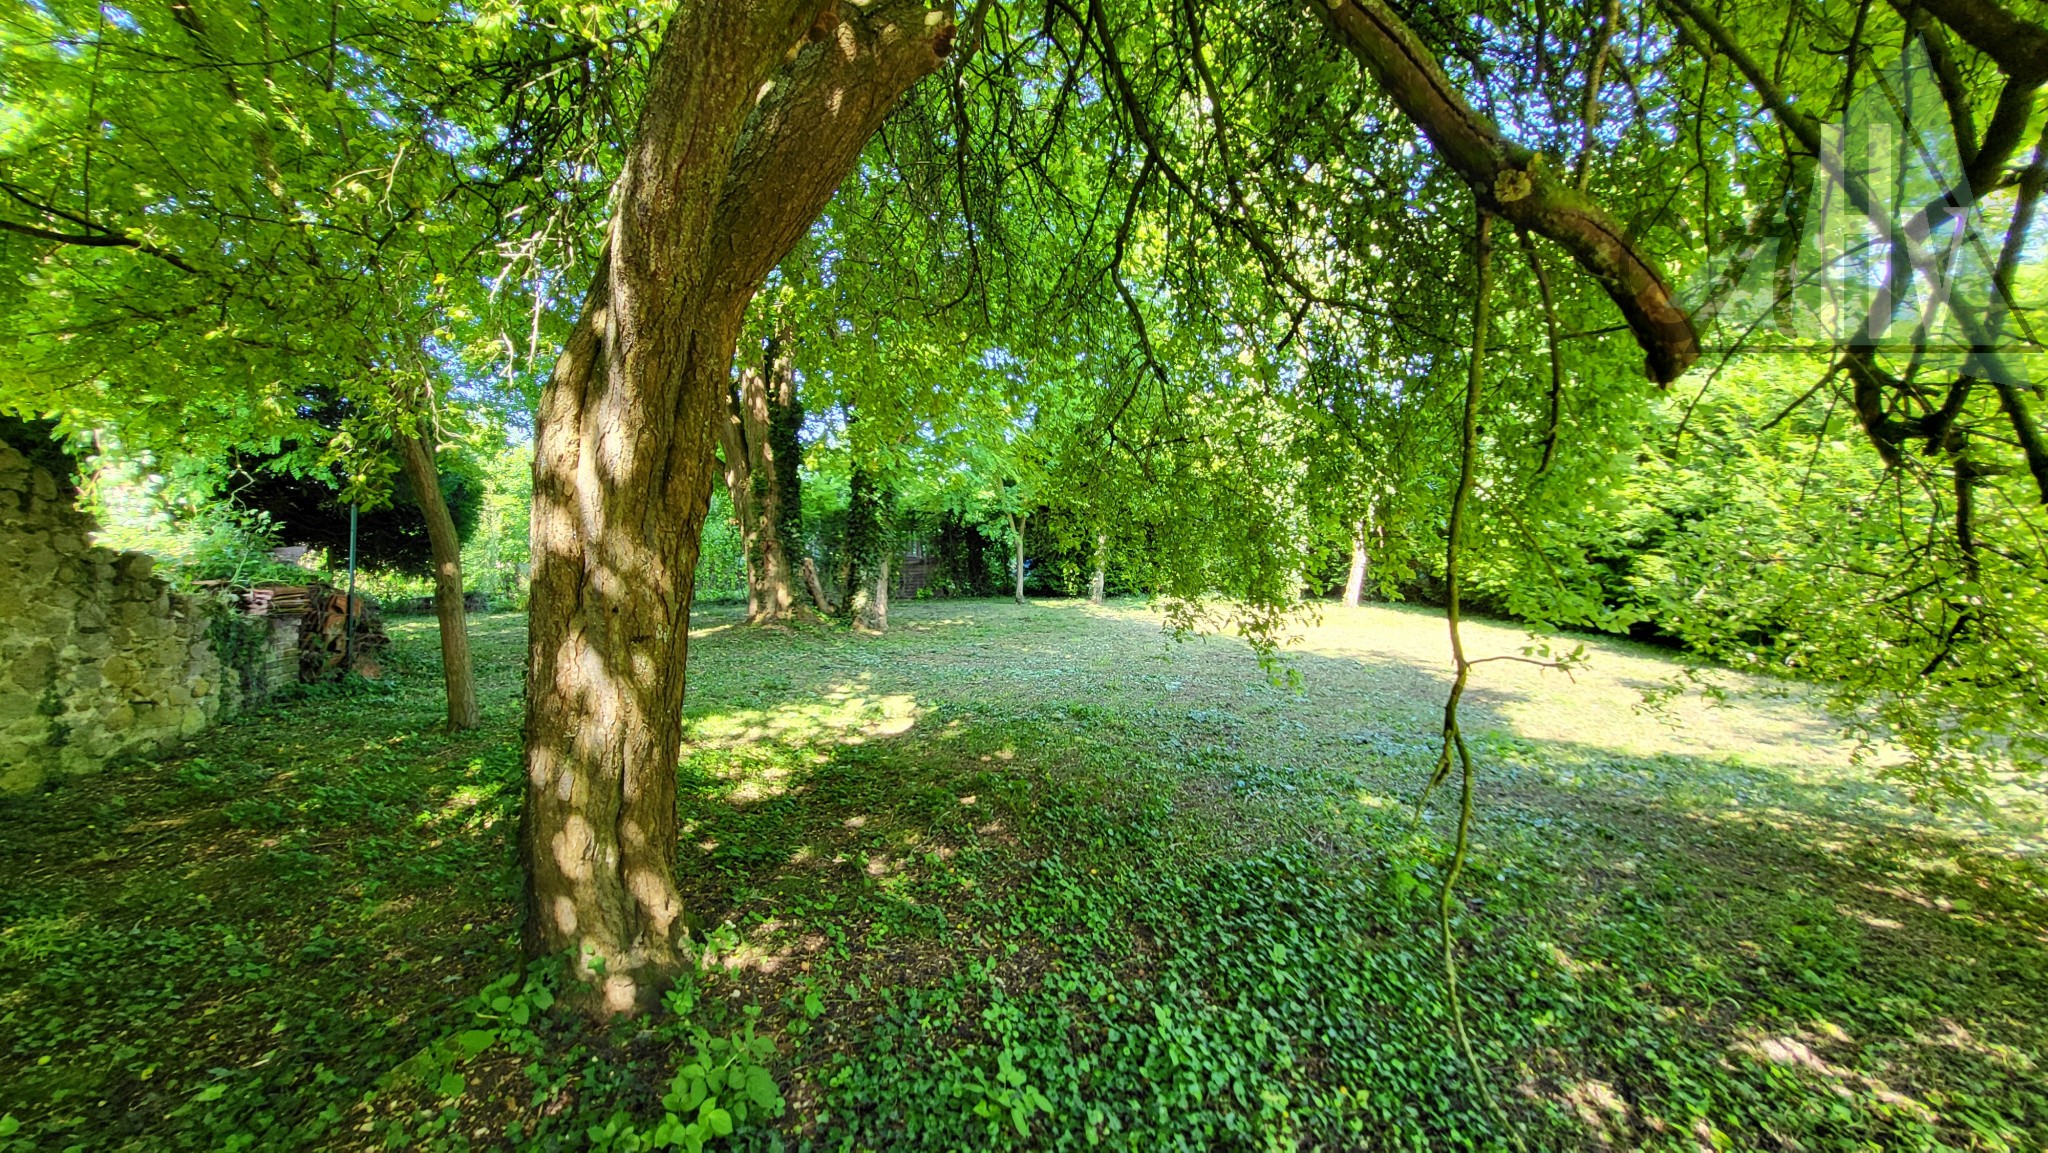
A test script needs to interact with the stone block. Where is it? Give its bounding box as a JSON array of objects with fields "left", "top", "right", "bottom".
[
  {"left": 9, "top": 642, "right": 55, "bottom": 689},
  {"left": 102, "top": 654, "right": 139, "bottom": 687},
  {"left": 0, "top": 759, "right": 44, "bottom": 794},
  {"left": 20, "top": 542, "right": 58, "bottom": 581}
]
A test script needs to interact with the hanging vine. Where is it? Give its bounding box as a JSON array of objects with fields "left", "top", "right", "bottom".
[{"left": 1418, "top": 208, "right": 1526, "bottom": 1150}]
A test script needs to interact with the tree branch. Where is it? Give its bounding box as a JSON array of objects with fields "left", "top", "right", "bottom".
[
  {"left": 0, "top": 216, "right": 200, "bottom": 274},
  {"left": 1321, "top": 0, "right": 1700, "bottom": 383}
]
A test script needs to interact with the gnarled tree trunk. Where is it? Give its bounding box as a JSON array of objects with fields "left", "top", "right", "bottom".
[
  {"left": 520, "top": 0, "right": 953, "bottom": 1015},
  {"left": 715, "top": 330, "right": 804, "bottom": 623},
  {"left": 395, "top": 431, "right": 479, "bottom": 731}
]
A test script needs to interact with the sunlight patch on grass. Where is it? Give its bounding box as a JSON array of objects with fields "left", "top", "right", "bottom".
[{"left": 687, "top": 682, "right": 919, "bottom": 751}]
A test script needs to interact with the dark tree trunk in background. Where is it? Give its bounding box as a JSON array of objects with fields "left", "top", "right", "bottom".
[
  {"left": 716, "top": 330, "right": 803, "bottom": 623},
  {"left": 396, "top": 431, "right": 479, "bottom": 730},
  {"left": 520, "top": 0, "right": 953, "bottom": 1015},
  {"left": 843, "top": 463, "right": 889, "bottom": 633}
]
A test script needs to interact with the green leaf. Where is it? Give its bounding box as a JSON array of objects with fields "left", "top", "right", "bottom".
[
  {"left": 0, "top": 1115, "right": 20, "bottom": 1137},
  {"left": 437, "top": 1072, "right": 466, "bottom": 1099},
  {"left": 704, "top": 1107, "right": 733, "bottom": 1137}
]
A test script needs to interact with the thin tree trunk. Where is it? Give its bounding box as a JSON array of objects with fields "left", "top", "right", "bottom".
[
  {"left": 801, "top": 555, "right": 834, "bottom": 616},
  {"left": 1088, "top": 530, "right": 1106, "bottom": 604},
  {"left": 1011, "top": 513, "right": 1027, "bottom": 604},
  {"left": 715, "top": 331, "right": 801, "bottom": 622},
  {"left": 519, "top": 1, "right": 952, "bottom": 1016},
  {"left": 396, "top": 431, "right": 478, "bottom": 731},
  {"left": 1342, "top": 519, "right": 1369, "bottom": 607}
]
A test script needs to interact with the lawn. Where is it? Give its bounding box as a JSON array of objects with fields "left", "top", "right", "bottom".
[{"left": 1, "top": 599, "right": 2043, "bottom": 1151}]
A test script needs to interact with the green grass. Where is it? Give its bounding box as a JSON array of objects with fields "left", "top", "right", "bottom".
[{"left": 1, "top": 599, "right": 2043, "bottom": 1151}]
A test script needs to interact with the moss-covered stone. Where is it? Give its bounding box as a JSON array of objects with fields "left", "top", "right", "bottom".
[{"left": 0, "top": 434, "right": 254, "bottom": 792}]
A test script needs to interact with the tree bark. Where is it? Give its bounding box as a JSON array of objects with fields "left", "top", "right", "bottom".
[
  {"left": 1088, "top": 530, "right": 1107, "bottom": 604},
  {"left": 395, "top": 431, "right": 479, "bottom": 731},
  {"left": 1342, "top": 519, "right": 1369, "bottom": 607},
  {"left": 715, "top": 330, "right": 802, "bottom": 623},
  {"left": 1319, "top": 0, "right": 1699, "bottom": 383},
  {"left": 520, "top": 0, "right": 953, "bottom": 1015},
  {"left": 861, "top": 555, "right": 890, "bottom": 633}
]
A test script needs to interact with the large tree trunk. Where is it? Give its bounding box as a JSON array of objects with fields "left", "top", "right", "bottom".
[
  {"left": 395, "top": 431, "right": 479, "bottom": 731},
  {"left": 1342, "top": 519, "right": 1369, "bottom": 607},
  {"left": 520, "top": 0, "right": 953, "bottom": 1015},
  {"left": 715, "top": 330, "right": 803, "bottom": 623}
]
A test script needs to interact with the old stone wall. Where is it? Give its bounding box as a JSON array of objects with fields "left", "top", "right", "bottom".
[{"left": 0, "top": 436, "right": 242, "bottom": 792}]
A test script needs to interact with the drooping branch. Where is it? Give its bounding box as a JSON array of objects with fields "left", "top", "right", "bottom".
[{"left": 1320, "top": 0, "right": 1700, "bottom": 383}]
